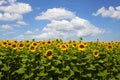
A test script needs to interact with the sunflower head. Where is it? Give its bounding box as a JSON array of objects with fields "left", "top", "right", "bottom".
[
  {"left": 25, "top": 39, "right": 30, "bottom": 45},
  {"left": 78, "top": 43, "right": 86, "bottom": 51},
  {"left": 38, "top": 46, "right": 44, "bottom": 52},
  {"left": 107, "top": 44, "right": 113, "bottom": 50},
  {"left": 93, "top": 50, "right": 99, "bottom": 57},
  {"left": 11, "top": 42, "right": 18, "bottom": 50},
  {"left": 45, "top": 50, "right": 53, "bottom": 60},
  {"left": 29, "top": 45, "right": 36, "bottom": 52},
  {"left": 60, "top": 44, "right": 68, "bottom": 51},
  {"left": 19, "top": 42, "right": 24, "bottom": 48},
  {"left": 32, "top": 42, "right": 38, "bottom": 47},
  {"left": 1, "top": 40, "right": 8, "bottom": 47}
]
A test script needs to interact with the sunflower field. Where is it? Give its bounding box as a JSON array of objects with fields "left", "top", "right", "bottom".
[{"left": 0, "top": 39, "right": 120, "bottom": 80}]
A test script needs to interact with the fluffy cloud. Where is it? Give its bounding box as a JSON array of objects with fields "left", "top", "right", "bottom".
[
  {"left": 92, "top": 6, "right": 120, "bottom": 19},
  {"left": 34, "top": 8, "right": 105, "bottom": 40},
  {"left": 35, "top": 8, "right": 75, "bottom": 20},
  {"left": 0, "top": 3, "right": 32, "bottom": 14},
  {"left": 0, "top": 0, "right": 7, "bottom": 5},
  {"left": 0, "top": 24, "right": 13, "bottom": 31},
  {"left": 0, "top": 0, "right": 32, "bottom": 21},
  {"left": 16, "top": 21, "right": 28, "bottom": 26},
  {"left": 25, "top": 30, "right": 33, "bottom": 35},
  {"left": 0, "top": 13, "right": 22, "bottom": 21}
]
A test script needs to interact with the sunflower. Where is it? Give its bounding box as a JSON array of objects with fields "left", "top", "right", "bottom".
[
  {"left": 93, "top": 50, "right": 99, "bottom": 57},
  {"left": 1, "top": 40, "right": 8, "bottom": 48},
  {"left": 56, "top": 43, "right": 61, "bottom": 49},
  {"left": 25, "top": 39, "right": 30, "bottom": 45},
  {"left": 72, "top": 43, "right": 77, "bottom": 48},
  {"left": 31, "top": 42, "right": 38, "bottom": 47},
  {"left": 11, "top": 42, "right": 18, "bottom": 50},
  {"left": 60, "top": 44, "right": 68, "bottom": 51},
  {"left": 19, "top": 42, "right": 24, "bottom": 48},
  {"left": 78, "top": 43, "right": 86, "bottom": 51},
  {"left": 29, "top": 45, "right": 37, "bottom": 52},
  {"left": 107, "top": 44, "right": 113, "bottom": 50},
  {"left": 45, "top": 49, "right": 53, "bottom": 60},
  {"left": 38, "top": 46, "right": 44, "bottom": 52}
]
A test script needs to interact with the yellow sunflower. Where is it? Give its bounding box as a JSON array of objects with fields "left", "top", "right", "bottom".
[
  {"left": 38, "top": 46, "right": 44, "bottom": 52},
  {"left": 78, "top": 43, "right": 86, "bottom": 51},
  {"left": 29, "top": 45, "right": 37, "bottom": 52},
  {"left": 31, "top": 42, "right": 38, "bottom": 47},
  {"left": 1, "top": 40, "right": 8, "bottom": 48},
  {"left": 45, "top": 49, "right": 53, "bottom": 60},
  {"left": 24, "top": 39, "right": 30, "bottom": 45},
  {"left": 107, "top": 44, "right": 113, "bottom": 50},
  {"left": 60, "top": 44, "right": 68, "bottom": 51},
  {"left": 93, "top": 50, "right": 99, "bottom": 57},
  {"left": 11, "top": 42, "right": 18, "bottom": 50}
]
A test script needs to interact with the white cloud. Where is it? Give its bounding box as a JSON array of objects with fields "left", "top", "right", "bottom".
[
  {"left": 35, "top": 8, "right": 75, "bottom": 20},
  {"left": 33, "top": 8, "right": 105, "bottom": 40},
  {"left": 0, "top": 0, "right": 7, "bottom": 5},
  {"left": 0, "top": 1, "right": 32, "bottom": 21},
  {"left": 92, "top": 6, "right": 120, "bottom": 19},
  {"left": 16, "top": 21, "right": 28, "bottom": 26},
  {"left": 0, "top": 24, "right": 13, "bottom": 30},
  {"left": 25, "top": 30, "right": 33, "bottom": 35},
  {"left": 0, "top": 12, "right": 22, "bottom": 21},
  {"left": 8, "top": 0, "right": 16, "bottom": 4},
  {"left": 0, "top": 2, "right": 32, "bottom": 14}
]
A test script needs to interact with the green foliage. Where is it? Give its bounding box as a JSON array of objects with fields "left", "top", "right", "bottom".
[{"left": 0, "top": 39, "right": 120, "bottom": 80}]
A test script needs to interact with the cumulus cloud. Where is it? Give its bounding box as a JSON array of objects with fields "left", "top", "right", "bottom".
[
  {"left": 92, "top": 6, "right": 120, "bottom": 19},
  {"left": 0, "top": 24, "right": 13, "bottom": 31},
  {"left": 34, "top": 8, "right": 105, "bottom": 40},
  {"left": 25, "top": 30, "right": 33, "bottom": 35},
  {"left": 0, "top": 0, "right": 7, "bottom": 5},
  {"left": 0, "top": 0, "right": 32, "bottom": 21},
  {"left": 35, "top": 8, "right": 75, "bottom": 20},
  {"left": 0, "top": 3, "right": 32, "bottom": 14},
  {"left": 0, "top": 13, "right": 22, "bottom": 21},
  {"left": 16, "top": 21, "right": 28, "bottom": 26}
]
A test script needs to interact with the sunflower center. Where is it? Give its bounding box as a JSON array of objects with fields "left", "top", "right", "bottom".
[
  {"left": 108, "top": 45, "right": 112, "bottom": 48},
  {"left": 31, "top": 46, "right": 35, "bottom": 50},
  {"left": 12, "top": 44, "right": 16, "bottom": 48},
  {"left": 79, "top": 45, "right": 84, "bottom": 48},
  {"left": 94, "top": 52, "right": 98, "bottom": 55},
  {"left": 47, "top": 51, "right": 52, "bottom": 56},
  {"left": 33, "top": 43, "right": 37, "bottom": 46},
  {"left": 62, "top": 45, "right": 66, "bottom": 48},
  {"left": 20, "top": 44, "right": 24, "bottom": 47},
  {"left": 3, "top": 42, "right": 7, "bottom": 45}
]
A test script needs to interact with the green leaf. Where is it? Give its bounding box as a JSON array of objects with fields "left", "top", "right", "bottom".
[
  {"left": 55, "top": 68, "right": 62, "bottom": 74},
  {"left": 24, "top": 73, "right": 34, "bottom": 79},
  {"left": 35, "top": 77, "right": 39, "bottom": 80},
  {"left": 54, "top": 60, "right": 61, "bottom": 65},
  {"left": 1, "top": 65, "right": 10, "bottom": 71},
  {"left": 109, "top": 78, "right": 116, "bottom": 80},
  {"left": 37, "top": 72, "right": 48, "bottom": 77},
  {"left": 15, "top": 67, "right": 26, "bottom": 74},
  {"left": 0, "top": 72, "right": 3, "bottom": 78},
  {"left": 62, "top": 66, "right": 70, "bottom": 71},
  {"left": 43, "top": 62, "right": 51, "bottom": 66},
  {"left": 98, "top": 60, "right": 104, "bottom": 63},
  {"left": 58, "top": 77, "right": 68, "bottom": 80},
  {"left": 116, "top": 73, "right": 120, "bottom": 79},
  {"left": 98, "top": 70, "right": 108, "bottom": 77},
  {"left": 0, "top": 61, "right": 2, "bottom": 65},
  {"left": 86, "top": 73, "right": 92, "bottom": 77},
  {"left": 112, "top": 67, "right": 118, "bottom": 72}
]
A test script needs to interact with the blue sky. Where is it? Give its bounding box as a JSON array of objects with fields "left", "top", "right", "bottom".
[{"left": 0, "top": 0, "right": 120, "bottom": 41}]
